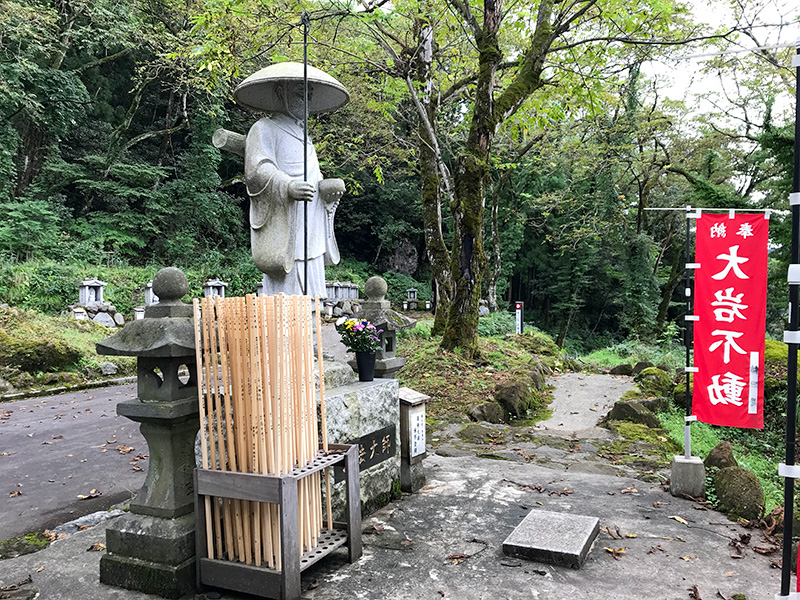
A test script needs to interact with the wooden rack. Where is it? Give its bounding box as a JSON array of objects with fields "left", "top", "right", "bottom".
[{"left": 194, "top": 443, "right": 362, "bottom": 600}]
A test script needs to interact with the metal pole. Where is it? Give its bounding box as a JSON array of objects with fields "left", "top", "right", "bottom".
[
  {"left": 684, "top": 206, "right": 693, "bottom": 459},
  {"left": 780, "top": 36, "right": 800, "bottom": 598},
  {"left": 302, "top": 10, "right": 310, "bottom": 296}
]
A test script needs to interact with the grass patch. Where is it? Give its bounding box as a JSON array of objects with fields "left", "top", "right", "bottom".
[
  {"left": 398, "top": 331, "right": 563, "bottom": 419},
  {"left": 582, "top": 339, "right": 683, "bottom": 371}
]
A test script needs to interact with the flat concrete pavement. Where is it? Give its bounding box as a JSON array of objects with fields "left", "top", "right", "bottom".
[
  {"left": 0, "top": 453, "right": 781, "bottom": 600},
  {"left": 0, "top": 383, "right": 146, "bottom": 541}
]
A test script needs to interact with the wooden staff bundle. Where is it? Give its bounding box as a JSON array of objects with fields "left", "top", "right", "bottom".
[{"left": 193, "top": 293, "right": 332, "bottom": 568}]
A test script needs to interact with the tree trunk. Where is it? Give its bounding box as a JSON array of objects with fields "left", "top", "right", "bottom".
[
  {"left": 655, "top": 243, "right": 684, "bottom": 332},
  {"left": 486, "top": 181, "right": 502, "bottom": 312},
  {"left": 414, "top": 21, "right": 453, "bottom": 336},
  {"left": 440, "top": 0, "right": 504, "bottom": 358}
]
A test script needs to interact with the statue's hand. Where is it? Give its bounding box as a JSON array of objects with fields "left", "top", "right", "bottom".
[
  {"left": 288, "top": 180, "right": 316, "bottom": 202},
  {"left": 318, "top": 178, "right": 345, "bottom": 206}
]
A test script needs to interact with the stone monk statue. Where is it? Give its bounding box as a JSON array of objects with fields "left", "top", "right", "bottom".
[{"left": 232, "top": 62, "right": 350, "bottom": 297}]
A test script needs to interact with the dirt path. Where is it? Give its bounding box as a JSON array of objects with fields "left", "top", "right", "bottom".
[{"left": 534, "top": 372, "right": 635, "bottom": 438}]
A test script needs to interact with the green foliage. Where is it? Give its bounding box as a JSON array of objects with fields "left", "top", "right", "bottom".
[
  {"left": 582, "top": 338, "right": 683, "bottom": 371},
  {"left": 476, "top": 311, "right": 515, "bottom": 337}
]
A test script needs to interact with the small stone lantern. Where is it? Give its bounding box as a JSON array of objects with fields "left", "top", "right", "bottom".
[
  {"left": 96, "top": 267, "right": 198, "bottom": 598},
  {"left": 203, "top": 278, "right": 228, "bottom": 298},
  {"left": 78, "top": 278, "right": 107, "bottom": 306},
  {"left": 349, "top": 277, "right": 415, "bottom": 378}
]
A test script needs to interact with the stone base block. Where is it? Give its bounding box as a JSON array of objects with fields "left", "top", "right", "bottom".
[
  {"left": 502, "top": 510, "right": 599, "bottom": 569},
  {"left": 670, "top": 455, "right": 706, "bottom": 498},
  {"left": 100, "top": 554, "right": 194, "bottom": 599},
  {"left": 101, "top": 512, "right": 195, "bottom": 598}
]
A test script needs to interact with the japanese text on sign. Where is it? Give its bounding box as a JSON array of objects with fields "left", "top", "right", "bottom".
[{"left": 693, "top": 213, "right": 767, "bottom": 429}]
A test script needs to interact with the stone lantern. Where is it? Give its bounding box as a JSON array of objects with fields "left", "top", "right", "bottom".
[
  {"left": 96, "top": 267, "right": 198, "bottom": 598},
  {"left": 349, "top": 276, "right": 415, "bottom": 378},
  {"left": 203, "top": 278, "right": 228, "bottom": 298}
]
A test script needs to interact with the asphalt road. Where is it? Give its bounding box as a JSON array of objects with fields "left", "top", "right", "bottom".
[{"left": 0, "top": 383, "right": 146, "bottom": 541}]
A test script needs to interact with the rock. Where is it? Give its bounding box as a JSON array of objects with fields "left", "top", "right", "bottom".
[
  {"left": 606, "top": 400, "right": 661, "bottom": 429},
  {"left": 527, "top": 359, "right": 549, "bottom": 390},
  {"left": 333, "top": 307, "right": 343, "bottom": 317},
  {"left": 92, "top": 312, "right": 116, "bottom": 328},
  {"left": 609, "top": 364, "right": 633, "bottom": 376},
  {"left": 637, "top": 397, "right": 670, "bottom": 413},
  {"left": 713, "top": 466, "right": 764, "bottom": 521},
  {"left": 656, "top": 364, "right": 671, "bottom": 374},
  {"left": 495, "top": 379, "right": 535, "bottom": 419},
  {"left": 100, "top": 361, "right": 118, "bottom": 376},
  {"left": 705, "top": 441, "right": 738, "bottom": 470},
  {"left": 632, "top": 361, "right": 654, "bottom": 375},
  {"left": 0, "top": 376, "right": 16, "bottom": 394},
  {"left": 0, "top": 330, "right": 81, "bottom": 373},
  {"left": 635, "top": 367, "right": 672, "bottom": 397},
  {"left": 458, "top": 423, "right": 505, "bottom": 444},
  {"left": 341, "top": 300, "right": 353, "bottom": 315},
  {"left": 469, "top": 402, "right": 507, "bottom": 424},
  {"left": 113, "top": 312, "right": 125, "bottom": 326}
]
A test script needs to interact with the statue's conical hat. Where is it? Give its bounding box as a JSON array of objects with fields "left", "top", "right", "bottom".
[{"left": 233, "top": 62, "right": 350, "bottom": 114}]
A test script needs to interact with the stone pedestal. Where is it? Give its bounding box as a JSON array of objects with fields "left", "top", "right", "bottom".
[
  {"left": 325, "top": 377, "right": 401, "bottom": 516},
  {"left": 96, "top": 267, "right": 198, "bottom": 598},
  {"left": 670, "top": 455, "right": 706, "bottom": 498}
]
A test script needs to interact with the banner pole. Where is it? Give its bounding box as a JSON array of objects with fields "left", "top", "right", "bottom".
[
  {"left": 684, "top": 206, "right": 693, "bottom": 459},
  {"left": 779, "top": 35, "right": 800, "bottom": 599}
]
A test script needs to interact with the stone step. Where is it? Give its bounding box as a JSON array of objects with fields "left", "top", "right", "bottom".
[{"left": 502, "top": 509, "right": 599, "bottom": 569}]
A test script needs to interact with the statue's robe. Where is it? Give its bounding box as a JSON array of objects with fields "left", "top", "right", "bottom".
[{"left": 244, "top": 113, "right": 340, "bottom": 297}]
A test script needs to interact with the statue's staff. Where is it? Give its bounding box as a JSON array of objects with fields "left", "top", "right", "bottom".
[{"left": 301, "top": 10, "right": 310, "bottom": 295}]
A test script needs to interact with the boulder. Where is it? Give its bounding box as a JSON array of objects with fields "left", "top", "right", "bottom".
[
  {"left": 495, "top": 379, "right": 534, "bottom": 419},
  {"left": 113, "top": 312, "right": 125, "bottom": 326},
  {"left": 609, "top": 364, "right": 633, "bottom": 376},
  {"left": 713, "top": 466, "right": 764, "bottom": 521},
  {"left": 0, "top": 376, "right": 16, "bottom": 395},
  {"left": 633, "top": 361, "right": 654, "bottom": 375},
  {"left": 92, "top": 312, "right": 116, "bottom": 328},
  {"left": 637, "top": 397, "right": 670, "bottom": 414},
  {"left": 635, "top": 367, "right": 672, "bottom": 398},
  {"left": 606, "top": 400, "right": 661, "bottom": 429},
  {"left": 100, "top": 361, "right": 118, "bottom": 376},
  {"left": 469, "top": 402, "right": 507, "bottom": 424},
  {"left": 705, "top": 441, "right": 738, "bottom": 470},
  {"left": 527, "top": 359, "right": 550, "bottom": 390}
]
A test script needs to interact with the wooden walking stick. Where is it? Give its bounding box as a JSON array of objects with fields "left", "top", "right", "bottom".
[
  {"left": 314, "top": 296, "right": 334, "bottom": 530},
  {"left": 193, "top": 299, "right": 216, "bottom": 560},
  {"left": 206, "top": 297, "right": 235, "bottom": 558},
  {"left": 215, "top": 297, "right": 246, "bottom": 562}
]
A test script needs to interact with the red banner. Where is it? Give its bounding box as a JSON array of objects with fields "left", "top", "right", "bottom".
[{"left": 692, "top": 213, "right": 768, "bottom": 429}]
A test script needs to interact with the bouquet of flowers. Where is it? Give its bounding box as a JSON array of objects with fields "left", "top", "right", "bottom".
[{"left": 335, "top": 317, "right": 383, "bottom": 353}]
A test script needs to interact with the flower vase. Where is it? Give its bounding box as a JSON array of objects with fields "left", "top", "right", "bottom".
[{"left": 355, "top": 351, "right": 376, "bottom": 382}]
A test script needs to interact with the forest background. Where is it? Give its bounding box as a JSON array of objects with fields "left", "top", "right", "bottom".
[{"left": 0, "top": 0, "right": 798, "bottom": 357}]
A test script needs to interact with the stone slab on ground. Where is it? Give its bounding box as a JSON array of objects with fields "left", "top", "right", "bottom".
[{"left": 502, "top": 509, "right": 599, "bottom": 569}]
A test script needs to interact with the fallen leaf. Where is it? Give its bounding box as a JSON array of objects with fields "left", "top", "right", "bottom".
[
  {"left": 77, "top": 488, "right": 102, "bottom": 500},
  {"left": 0, "top": 575, "right": 33, "bottom": 592},
  {"left": 603, "top": 547, "right": 626, "bottom": 560},
  {"left": 688, "top": 584, "right": 702, "bottom": 599},
  {"left": 132, "top": 464, "right": 143, "bottom": 472},
  {"left": 78, "top": 525, "right": 90, "bottom": 531},
  {"left": 400, "top": 539, "right": 411, "bottom": 547},
  {"left": 0, "top": 452, "right": 10, "bottom": 456},
  {"left": 625, "top": 533, "right": 637, "bottom": 538},
  {"left": 438, "top": 591, "right": 445, "bottom": 597},
  {"left": 36, "top": 566, "right": 44, "bottom": 572},
  {"left": 41, "top": 441, "right": 52, "bottom": 445},
  {"left": 754, "top": 545, "right": 778, "bottom": 555},
  {"left": 447, "top": 553, "right": 470, "bottom": 561},
  {"left": 116, "top": 445, "right": 134, "bottom": 454},
  {"left": 724, "top": 571, "right": 734, "bottom": 577},
  {"left": 680, "top": 555, "right": 696, "bottom": 561},
  {"left": 307, "top": 580, "right": 319, "bottom": 590},
  {"left": 43, "top": 530, "right": 57, "bottom": 542},
  {"left": 647, "top": 544, "right": 665, "bottom": 554},
  {"left": 8, "top": 490, "right": 21, "bottom": 497},
  {"left": 668, "top": 515, "right": 689, "bottom": 525},
  {"left": 87, "top": 542, "right": 106, "bottom": 552},
  {"left": 52, "top": 435, "right": 63, "bottom": 440},
  {"left": 621, "top": 485, "right": 637, "bottom": 494}
]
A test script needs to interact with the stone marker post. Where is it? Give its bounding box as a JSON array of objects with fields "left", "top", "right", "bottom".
[{"left": 96, "top": 267, "right": 198, "bottom": 598}]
